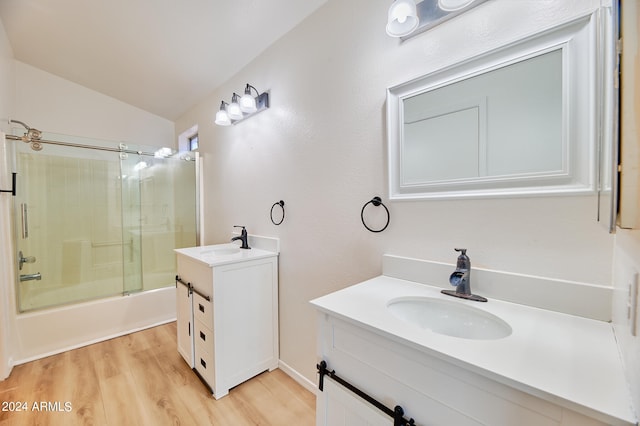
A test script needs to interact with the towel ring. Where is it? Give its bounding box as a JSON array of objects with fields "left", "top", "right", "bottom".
[
  {"left": 270, "top": 200, "right": 285, "bottom": 225},
  {"left": 361, "top": 196, "right": 390, "bottom": 233}
]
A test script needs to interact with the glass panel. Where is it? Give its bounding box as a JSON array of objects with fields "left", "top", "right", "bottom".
[
  {"left": 15, "top": 141, "right": 125, "bottom": 312},
  {"left": 137, "top": 153, "right": 197, "bottom": 291},
  {"left": 119, "top": 152, "right": 143, "bottom": 294}
]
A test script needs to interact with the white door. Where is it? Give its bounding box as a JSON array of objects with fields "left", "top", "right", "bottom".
[{"left": 176, "top": 280, "right": 193, "bottom": 367}]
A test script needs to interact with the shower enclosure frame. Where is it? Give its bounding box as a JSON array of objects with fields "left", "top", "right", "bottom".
[
  {"left": 7, "top": 124, "right": 201, "bottom": 311},
  {"left": 1, "top": 123, "right": 201, "bottom": 368}
]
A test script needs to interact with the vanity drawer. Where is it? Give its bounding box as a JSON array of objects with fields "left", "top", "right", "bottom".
[
  {"left": 193, "top": 292, "right": 213, "bottom": 326},
  {"left": 194, "top": 332, "right": 215, "bottom": 389},
  {"left": 194, "top": 318, "right": 213, "bottom": 347}
]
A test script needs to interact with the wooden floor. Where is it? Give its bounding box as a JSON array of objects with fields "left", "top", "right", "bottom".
[{"left": 0, "top": 322, "right": 316, "bottom": 426}]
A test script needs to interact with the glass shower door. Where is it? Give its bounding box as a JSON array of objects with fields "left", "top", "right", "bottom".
[
  {"left": 14, "top": 142, "right": 126, "bottom": 312},
  {"left": 146, "top": 153, "right": 197, "bottom": 289},
  {"left": 122, "top": 150, "right": 197, "bottom": 292},
  {"left": 119, "top": 151, "right": 144, "bottom": 295}
]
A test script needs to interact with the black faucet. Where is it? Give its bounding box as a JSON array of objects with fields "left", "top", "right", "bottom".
[
  {"left": 231, "top": 225, "right": 251, "bottom": 249},
  {"left": 441, "top": 248, "right": 487, "bottom": 302}
]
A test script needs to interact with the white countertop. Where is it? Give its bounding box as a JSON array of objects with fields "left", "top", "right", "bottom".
[
  {"left": 310, "top": 275, "right": 637, "bottom": 426},
  {"left": 174, "top": 243, "right": 278, "bottom": 267}
]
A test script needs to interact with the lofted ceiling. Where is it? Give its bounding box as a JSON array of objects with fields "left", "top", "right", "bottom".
[{"left": 0, "top": 0, "right": 327, "bottom": 120}]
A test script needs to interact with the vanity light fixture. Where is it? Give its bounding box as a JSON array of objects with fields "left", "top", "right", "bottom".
[
  {"left": 214, "top": 83, "right": 270, "bottom": 126},
  {"left": 386, "top": 0, "right": 488, "bottom": 40}
]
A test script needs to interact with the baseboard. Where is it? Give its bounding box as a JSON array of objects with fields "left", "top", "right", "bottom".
[{"left": 278, "top": 359, "right": 318, "bottom": 395}]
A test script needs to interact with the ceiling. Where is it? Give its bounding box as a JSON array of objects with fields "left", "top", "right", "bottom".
[{"left": 0, "top": 0, "right": 327, "bottom": 120}]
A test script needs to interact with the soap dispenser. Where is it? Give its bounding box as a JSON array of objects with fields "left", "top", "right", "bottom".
[{"left": 442, "top": 248, "right": 487, "bottom": 302}]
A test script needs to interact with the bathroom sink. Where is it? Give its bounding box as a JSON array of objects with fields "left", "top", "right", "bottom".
[
  {"left": 201, "top": 245, "right": 241, "bottom": 256},
  {"left": 387, "top": 297, "right": 512, "bottom": 340}
]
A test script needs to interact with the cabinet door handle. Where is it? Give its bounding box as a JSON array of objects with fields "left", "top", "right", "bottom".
[
  {"left": 200, "top": 358, "right": 207, "bottom": 368},
  {"left": 188, "top": 322, "right": 191, "bottom": 337},
  {"left": 199, "top": 331, "right": 206, "bottom": 341},
  {"left": 21, "top": 203, "right": 28, "bottom": 239},
  {"left": 199, "top": 303, "right": 205, "bottom": 313}
]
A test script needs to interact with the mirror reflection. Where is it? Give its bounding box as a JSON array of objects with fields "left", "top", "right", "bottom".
[{"left": 402, "top": 50, "right": 563, "bottom": 185}]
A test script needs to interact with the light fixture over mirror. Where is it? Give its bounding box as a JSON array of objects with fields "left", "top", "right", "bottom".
[
  {"left": 386, "top": 0, "right": 489, "bottom": 40},
  {"left": 214, "top": 83, "right": 270, "bottom": 126}
]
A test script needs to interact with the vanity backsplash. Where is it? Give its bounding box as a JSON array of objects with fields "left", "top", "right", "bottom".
[{"left": 382, "top": 254, "right": 612, "bottom": 321}]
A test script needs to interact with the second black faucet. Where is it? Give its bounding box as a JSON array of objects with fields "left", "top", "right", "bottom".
[{"left": 231, "top": 225, "right": 251, "bottom": 249}]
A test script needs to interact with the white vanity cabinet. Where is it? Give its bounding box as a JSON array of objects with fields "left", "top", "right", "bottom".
[
  {"left": 315, "top": 314, "right": 610, "bottom": 426},
  {"left": 175, "top": 244, "right": 279, "bottom": 399}
]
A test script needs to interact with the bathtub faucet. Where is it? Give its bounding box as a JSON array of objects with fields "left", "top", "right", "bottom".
[{"left": 231, "top": 226, "right": 251, "bottom": 249}]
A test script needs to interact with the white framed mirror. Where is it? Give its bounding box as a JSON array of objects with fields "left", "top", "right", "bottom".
[{"left": 387, "top": 11, "right": 610, "bottom": 200}]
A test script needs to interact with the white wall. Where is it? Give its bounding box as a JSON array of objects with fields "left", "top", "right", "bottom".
[
  {"left": 13, "top": 61, "right": 174, "bottom": 147},
  {"left": 175, "top": 0, "right": 615, "bottom": 384},
  {"left": 0, "top": 22, "right": 12, "bottom": 125}
]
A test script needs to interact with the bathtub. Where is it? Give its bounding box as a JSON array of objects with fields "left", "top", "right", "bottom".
[{"left": 12, "top": 286, "right": 176, "bottom": 364}]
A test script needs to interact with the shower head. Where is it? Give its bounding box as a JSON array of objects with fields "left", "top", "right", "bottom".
[{"left": 9, "top": 119, "right": 31, "bottom": 131}]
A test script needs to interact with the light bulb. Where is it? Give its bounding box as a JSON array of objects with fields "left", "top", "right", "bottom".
[
  {"left": 227, "top": 93, "right": 243, "bottom": 120},
  {"left": 240, "top": 84, "right": 258, "bottom": 113},
  {"left": 215, "top": 101, "right": 231, "bottom": 126},
  {"left": 386, "top": 0, "right": 418, "bottom": 37},
  {"left": 215, "top": 109, "right": 231, "bottom": 126},
  {"left": 390, "top": 1, "right": 413, "bottom": 21},
  {"left": 240, "top": 94, "right": 257, "bottom": 113},
  {"left": 227, "top": 102, "right": 243, "bottom": 120}
]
